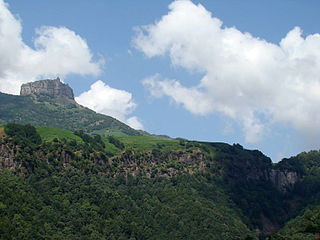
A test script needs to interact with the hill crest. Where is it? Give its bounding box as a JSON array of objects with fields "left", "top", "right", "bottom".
[
  {"left": 20, "top": 77, "right": 74, "bottom": 100},
  {"left": 0, "top": 79, "right": 144, "bottom": 136}
]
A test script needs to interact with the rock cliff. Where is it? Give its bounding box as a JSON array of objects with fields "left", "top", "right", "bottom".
[
  {"left": 269, "top": 169, "right": 299, "bottom": 193},
  {"left": 20, "top": 77, "right": 74, "bottom": 100}
]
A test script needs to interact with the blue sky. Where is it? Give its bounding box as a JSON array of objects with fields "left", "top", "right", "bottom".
[{"left": 1, "top": 0, "right": 320, "bottom": 161}]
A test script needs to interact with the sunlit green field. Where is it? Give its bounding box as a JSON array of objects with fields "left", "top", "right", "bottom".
[
  {"left": 36, "top": 126, "right": 84, "bottom": 143},
  {"left": 117, "top": 136, "right": 181, "bottom": 151}
]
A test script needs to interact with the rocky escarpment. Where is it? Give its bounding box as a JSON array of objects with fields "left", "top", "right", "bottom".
[
  {"left": 269, "top": 169, "right": 300, "bottom": 193},
  {"left": 110, "top": 149, "right": 206, "bottom": 178},
  {"left": 20, "top": 77, "right": 74, "bottom": 100},
  {"left": 0, "top": 140, "right": 21, "bottom": 171}
]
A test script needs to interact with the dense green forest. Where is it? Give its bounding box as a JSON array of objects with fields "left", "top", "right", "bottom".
[
  {"left": 0, "top": 124, "right": 255, "bottom": 239},
  {"left": 0, "top": 123, "right": 320, "bottom": 239},
  {"left": 268, "top": 206, "right": 320, "bottom": 239},
  {"left": 0, "top": 170, "right": 254, "bottom": 239}
]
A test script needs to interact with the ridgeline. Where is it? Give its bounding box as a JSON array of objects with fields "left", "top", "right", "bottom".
[
  {"left": 0, "top": 78, "right": 144, "bottom": 137},
  {"left": 0, "top": 79, "right": 319, "bottom": 240}
]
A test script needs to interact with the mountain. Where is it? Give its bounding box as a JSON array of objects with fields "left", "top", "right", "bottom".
[
  {"left": 0, "top": 79, "right": 319, "bottom": 239},
  {"left": 0, "top": 123, "right": 319, "bottom": 239},
  {"left": 0, "top": 78, "right": 143, "bottom": 136},
  {"left": 20, "top": 78, "right": 74, "bottom": 100}
]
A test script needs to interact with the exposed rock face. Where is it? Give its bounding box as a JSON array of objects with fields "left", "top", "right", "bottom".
[
  {"left": 269, "top": 169, "right": 299, "bottom": 193},
  {"left": 20, "top": 78, "right": 74, "bottom": 99},
  {"left": 0, "top": 140, "right": 22, "bottom": 171}
]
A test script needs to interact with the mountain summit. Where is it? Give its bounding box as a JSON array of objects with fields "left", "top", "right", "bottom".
[
  {"left": 0, "top": 78, "right": 144, "bottom": 136},
  {"left": 20, "top": 77, "right": 74, "bottom": 100}
]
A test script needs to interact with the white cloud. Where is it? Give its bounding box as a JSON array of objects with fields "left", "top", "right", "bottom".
[
  {"left": 0, "top": 0, "right": 103, "bottom": 94},
  {"left": 127, "top": 116, "right": 144, "bottom": 130},
  {"left": 142, "top": 74, "right": 212, "bottom": 115},
  {"left": 75, "top": 80, "right": 144, "bottom": 130},
  {"left": 134, "top": 0, "right": 320, "bottom": 145}
]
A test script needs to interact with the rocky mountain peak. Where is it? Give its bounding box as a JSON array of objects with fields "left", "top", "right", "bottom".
[{"left": 20, "top": 77, "right": 74, "bottom": 100}]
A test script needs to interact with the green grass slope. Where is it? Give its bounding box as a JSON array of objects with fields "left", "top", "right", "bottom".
[
  {"left": 0, "top": 92, "right": 142, "bottom": 136},
  {"left": 117, "top": 136, "right": 181, "bottom": 151},
  {"left": 36, "top": 126, "right": 84, "bottom": 143},
  {"left": 36, "top": 126, "right": 122, "bottom": 156},
  {"left": 35, "top": 126, "right": 193, "bottom": 156}
]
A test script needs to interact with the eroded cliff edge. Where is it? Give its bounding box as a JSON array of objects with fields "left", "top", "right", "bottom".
[{"left": 20, "top": 77, "right": 74, "bottom": 100}]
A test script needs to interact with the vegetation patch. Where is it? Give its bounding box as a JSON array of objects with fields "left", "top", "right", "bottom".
[
  {"left": 117, "top": 136, "right": 182, "bottom": 152},
  {"left": 37, "top": 126, "right": 83, "bottom": 143},
  {"left": 0, "top": 123, "right": 319, "bottom": 239}
]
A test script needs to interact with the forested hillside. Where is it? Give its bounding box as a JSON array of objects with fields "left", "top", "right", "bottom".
[
  {"left": 269, "top": 206, "right": 320, "bottom": 239},
  {"left": 0, "top": 124, "right": 319, "bottom": 239}
]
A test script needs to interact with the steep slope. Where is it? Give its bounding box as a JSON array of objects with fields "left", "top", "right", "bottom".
[
  {"left": 269, "top": 206, "right": 320, "bottom": 240},
  {"left": 0, "top": 124, "right": 256, "bottom": 240},
  {"left": 0, "top": 124, "right": 319, "bottom": 239},
  {"left": 0, "top": 78, "right": 143, "bottom": 136}
]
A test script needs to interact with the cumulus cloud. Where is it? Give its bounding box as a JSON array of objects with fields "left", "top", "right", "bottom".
[
  {"left": 134, "top": 0, "right": 320, "bottom": 145},
  {"left": 0, "top": 0, "right": 103, "bottom": 94},
  {"left": 75, "top": 80, "right": 144, "bottom": 130},
  {"left": 126, "top": 116, "right": 144, "bottom": 130}
]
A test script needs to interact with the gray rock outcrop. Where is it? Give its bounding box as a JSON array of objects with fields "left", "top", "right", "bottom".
[
  {"left": 269, "top": 169, "right": 299, "bottom": 193},
  {"left": 20, "top": 77, "right": 74, "bottom": 99}
]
